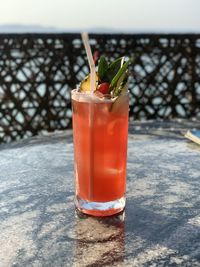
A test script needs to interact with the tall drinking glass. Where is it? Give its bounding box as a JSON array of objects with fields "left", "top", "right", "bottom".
[{"left": 72, "top": 90, "right": 129, "bottom": 216}]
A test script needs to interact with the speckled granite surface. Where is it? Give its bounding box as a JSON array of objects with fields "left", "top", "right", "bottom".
[{"left": 0, "top": 120, "right": 200, "bottom": 267}]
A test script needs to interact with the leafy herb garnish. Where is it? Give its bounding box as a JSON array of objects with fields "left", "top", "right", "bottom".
[
  {"left": 105, "top": 57, "right": 123, "bottom": 83},
  {"left": 98, "top": 56, "right": 108, "bottom": 81},
  {"left": 110, "top": 58, "right": 131, "bottom": 88},
  {"left": 82, "top": 55, "right": 132, "bottom": 99},
  {"left": 112, "top": 72, "right": 128, "bottom": 97}
]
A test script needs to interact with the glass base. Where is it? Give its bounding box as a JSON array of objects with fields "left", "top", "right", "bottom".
[{"left": 75, "top": 195, "right": 126, "bottom": 217}]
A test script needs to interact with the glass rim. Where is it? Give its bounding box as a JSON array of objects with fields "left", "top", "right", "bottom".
[{"left": 71, "top": 88, "right": 129, "bottom": 103}]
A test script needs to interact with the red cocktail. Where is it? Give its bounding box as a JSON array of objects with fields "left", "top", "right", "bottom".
[
  {"left": 72, "top": 52, "right": 130, "bottom": 216},
  {"left": 72, "top": 90, "right": 129, "bottom": 216}
]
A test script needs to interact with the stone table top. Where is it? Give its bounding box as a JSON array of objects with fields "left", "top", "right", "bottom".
[{"left": 0, "top": 120, "right": 200, "bottom": 267}]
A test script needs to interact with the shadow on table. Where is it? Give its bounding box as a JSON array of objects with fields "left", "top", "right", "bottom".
[
  {"left": 70, "top": 200, "right": 200, "bottom": 266},
  {"left": 71, "top": 210, "right": 126, "bottom": 267},
  {"left": 4, "top": 191, "right": 200, "bottom": 266}
]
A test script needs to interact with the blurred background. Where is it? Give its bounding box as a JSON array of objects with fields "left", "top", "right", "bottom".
[
  {"left": 0, "top": 0, "right": 200, "bottom": 33},
  {"left": 0, "top": 0, "right": 200, "bottom": 143}
]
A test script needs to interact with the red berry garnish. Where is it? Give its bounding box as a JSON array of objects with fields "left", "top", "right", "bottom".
[{"left": 98, "top": 82, "right": 110, "bottom": 94}]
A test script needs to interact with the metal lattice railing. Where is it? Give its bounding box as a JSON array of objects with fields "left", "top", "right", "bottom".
[{"left": 0, "top": 33, "right": 200, "bottom": 143}]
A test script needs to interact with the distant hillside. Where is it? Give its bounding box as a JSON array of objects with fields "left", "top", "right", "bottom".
[
  {"left": 0, "top": 24, "right": 128, "bottom": 34},
  {"left": 0, "top": 24, "right": 63, "bottom": 33}
]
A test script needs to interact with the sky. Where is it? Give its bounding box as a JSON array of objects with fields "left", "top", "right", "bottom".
[{"left": 0, "top": 0, "right": 200, "bottom": 32}]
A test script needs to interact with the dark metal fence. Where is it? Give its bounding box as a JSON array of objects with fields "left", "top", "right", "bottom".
[{"left": 0, "top": 33, "right": 200, "bottom": 143}]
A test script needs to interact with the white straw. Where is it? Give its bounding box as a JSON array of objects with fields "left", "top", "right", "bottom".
[
  {"left": 81, "top": 32, "right": 95, "bottom": 200},
  {"left": 81, "top": 32, "right": 96, "bottom": 93}
]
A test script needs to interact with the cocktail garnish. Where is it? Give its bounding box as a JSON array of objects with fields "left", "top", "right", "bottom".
[{"left": 79, "top": 55, "right": 132, "bottom": 107}]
